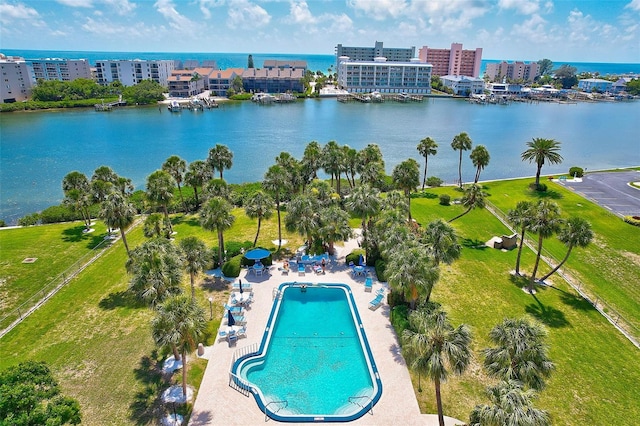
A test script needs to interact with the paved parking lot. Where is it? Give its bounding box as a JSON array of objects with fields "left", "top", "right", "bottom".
[{"left": 560, "top": 170, "right": 640, "bottom": 217}]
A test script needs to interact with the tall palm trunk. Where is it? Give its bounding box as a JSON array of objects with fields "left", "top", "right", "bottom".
[
  {"left": 119, "top": 228, "right": 131, "bottom": 258},
  {"left": 422, "top": 157, "right": 428, "bottom": 190},
  {"left": 448, "top": 207, "right": 472, "bottom": 223},
  {"left": 217, "top": 230, "right": 225, "bottom": 265},
  {"left": 253, "top": 217, "right": 262, "bottom": 247},
  {"left": 172, "top": 343, "right": 180, "bottom": 362},
  {"left": 163, "top": 205, "right": 173, "bottom": 234},
  {"left": 435, "top": 377, "right": 445, "bottom": 426},
  {"left": 181, "top": 350, "right": 188, "bottom": 397},
  {"left": 190, "top": 273, "right": 196, "bottom": 300},
  {"left": 177, "top": 183, "right": 186, "bottom": 212},
  {"left": 406, "top": 191, "right": 412, "bottom": 221},
  {"left": 528, "top": 235, "right": 544, "bottom": 292},
  {"left": 275, "top": 195, "right": 282, "bottom": 250},
  {"left": 535, "top": 161, "right": 543, "bottom": 186},
  {"left": 458, "top": 150, "right": 463, "bottom": 188},
  {"left": 540, "top": 245, "right": 574, "bottom": 281},
  {"left": 515, "top": 227, "right": 527, "bottom": 275}
]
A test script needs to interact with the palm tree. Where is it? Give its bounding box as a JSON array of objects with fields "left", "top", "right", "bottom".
[
  {"left": 448, "top": 183, "right": 486, "bottom": 223},
  {"left": 341, "top": 145, "right": 358, "bottom": 188},
  {"left": 143, "top": 213, "right": 170, "bottom": 239},
  {"left": 127, "top": 238, "right": 184, "bottom": 308},
  {"left": 318, "top": 206, "right": 352, "bottom": 255},
  {"left": 162, "top": 155, "right": 187, "bottom": 212},
  {"left": 345, "top": 184, "right": 381, "bottom": 259},
  {"left": 185, "top": 160, "right": 208, "bottom": 208},
  {"left": 482, "top": 317, "right": 555, "bottom": 391},
  {"left": 115, "top": 176, "right": 134, "bottom": 196},
  {"left": 403, "top": 308, "right": 472, "bottom": 426},
  {"left": 470, "top": 145, "right": 490, "bottom": 183},
  {"left": 386, "top": 246, "right": 440, "bottom": 308},
  {"left": 527, "top": 200, "right": 563, "bottom": 292},
  {"left": 263, "top": 164, "right": 289, "bottom": 250},
  {"left": 521, "top": 138, "right": 563, "bottom": 188},
  {"left": 423, "top": 219, "right": 461, "bottom": 266},
  {"left": 469, "top": 380, "right": 551, "bottom": 426},
  {"left": 91, "top": 165, "right": 118, "bottom": 184},
  {"left": 146, "top": 170, "right": 175, "bottom": 235},
  {"left": 244, "top": 190, "right": 274, "bottom": 247},
  {"left": 200, "top": 197, "right": 235, "bottom": 266},
  {"left": 417, "top": 137, "right": 438, "bottom": 190},
  {"left": 62, "top": 171, "right": 92, "bottom": 230},
  {"left": 100, "top": 192, "right": 136, "bottom": 257},
  {"left": 203, "top": 178, "right": 230, "bottom": 201},
  {"left": 322, "top": 140, "right": 343, "bottom": 193},
  {"left": 451, "top": 132, "right": 473, "bottom": 188},
  {"left": 285, "top": 194, "right": 320, "bottom": 248},
  {"left": 275, "top": 152, "right": 303, "bottom": 194},
  {"left": 302, "top": 140, "right": 323, "bottom": 180},
  {"left": 359, "top": 161, "right": 385, "bottom": 188},
  {"left": 151, "top": 295, "right": 206, "bottom": 398},
  {"left": 391, "top": 158, "right": 420, "bottom": 221},
  {"left": 179, "top": 237, "right": 209, "bottom": 300},
  {"left": 539, "top": 217, "right": 593, "bottom": 282},
  {"left": 207, "top": 144, "right": 233, "bottom": 180},
  {"left": 507, "top": 201, "right": 534, "bottom": 276}
]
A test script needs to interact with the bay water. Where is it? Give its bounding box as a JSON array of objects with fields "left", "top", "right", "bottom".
[{"left": 1, "top": 97, "right": 638, "bottom": 224}]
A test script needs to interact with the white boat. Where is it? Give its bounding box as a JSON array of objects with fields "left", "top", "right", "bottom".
[
  {"left": 371, "top": 91, "right": 383, "bottom": 102},
  {"left": 251, "top": 93, "right": 276, "bottom": 104},
  {"left": 168, "top": 100, "right": 181, "bottom": 112}
]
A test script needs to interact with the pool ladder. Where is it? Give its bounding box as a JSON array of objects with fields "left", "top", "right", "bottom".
[
  {"left": 264, "top": 400, "right": 288, "bottom": 422},
  {"left": 348, "top": 395, "right": 374, "bottom": 415}
]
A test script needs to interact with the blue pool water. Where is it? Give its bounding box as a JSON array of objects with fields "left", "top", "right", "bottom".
[{"left": 232, "top": 283, "right": 382, "bottom": 422}]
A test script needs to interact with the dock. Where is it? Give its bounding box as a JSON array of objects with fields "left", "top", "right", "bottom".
[
  {"left": 337, "top": 93, "right": 423, "bottom": 103},
  {"left": 95, "top": 99, "right": 127, "bottom": 111}
]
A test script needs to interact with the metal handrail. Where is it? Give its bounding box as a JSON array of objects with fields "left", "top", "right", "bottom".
[
  {"left": 348, "top": 395, "right": 373, "bottom": 415},
  {"left": 264, "top": 400, "right": 288, "bottom": 422}
]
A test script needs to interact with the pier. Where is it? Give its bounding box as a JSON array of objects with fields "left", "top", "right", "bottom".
[
  {"left": 94, "top": 98, "right": 127, "bottom": 111},
  {"left": 337, "top": 93, "right": 423, "bottom": 103}
]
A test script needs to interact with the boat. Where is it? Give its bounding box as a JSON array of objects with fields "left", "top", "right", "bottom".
[
  {"left": 371, "top": 91, "right": 383, "bottom": 102},
  {"left": 168, "top": 100, "right": 181, "bottom": 112},
  {"left": 251, "top": 93, "right": 276, "bottom": 104}
]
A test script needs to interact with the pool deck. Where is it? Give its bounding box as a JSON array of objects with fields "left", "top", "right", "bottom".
[{"left": 189, "top": 234, "right": 464, "bottom": 426}]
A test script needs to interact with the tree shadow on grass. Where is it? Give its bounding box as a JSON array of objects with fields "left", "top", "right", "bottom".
[
  {"left": 559, "top": 291, "right": 596, "bottom": 312},
  {"left": 525, "top": 294, "right": 569, "bottom": 328},
  {"left": 61, "top": 225, "right": 107, "bottom": 248},
  {"left": 99, "top": 290, "right": 146, "bottom": 310},
  {"left": 200, "top": 276, "right": 230, "bottom": 292},
  {"left": 462, "top": 238, "right": 488, "bottom": 250},
  {"left": 412, "top": 191, "right": 438, "bottom": 199},
  {"left": 529, "top": 189, "right": 563, "bottom": 200},
  {"left": 129, "top": 350, "right": 167, "bottom": 425},
  {"left": 509, "top": 273, "right": 529, "bottom": 290}
]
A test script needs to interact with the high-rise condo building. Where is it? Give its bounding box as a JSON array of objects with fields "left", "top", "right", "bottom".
[
  {"left": 484, "top": 61, "right": 539, "bottom": 83},
  {"left": 0, "top": 54, "right": 33, "bottom": 103},
  {"left": 418, "top": 43, "right": 482, "bottom": 78},
  {"left": 95, "top": 59, "right": 177, "bottom": 87},
  {"left": 335, "top": 41, "right": 416, "bottom": 67},
  {"left": 28, "top": 58, "right": 91, "bottom": 82}
]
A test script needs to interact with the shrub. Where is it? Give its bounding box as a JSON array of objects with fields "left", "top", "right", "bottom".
[
  {"left": 439, "top": 194, "right": 451, "bottom": 206},
  {"left": 221, "top": 254, "right": 243, "bottom": 277},
  {"left": 40, "top": 204, "right": 79, "bottom": 224},
  {"left": 390, "top": 305, "right": 410, "bottom": 336},
  {"left": 0, "top": 220, "right": 6, "bottom": 227},
  {"left": 569, "top": 166, "right": 584, "bottom": 178},
  {"left": 225, "top": 241, "right": 253, "bottom": 258},
  {"left": 623, "top": 216, "right": 640, "bottom": 227},
  {"left": 529, "top": 182, "right": 547, "bottom": 192},
  {"left": 375, "top": 259, "right": 386, "bottom": 282},
  {"left": 426, "top": 176, "right": 443, "bottom": 187},
  {"left": 18, "top": 213, "right": 41, "bottom": 226},
  {"left": 387, "top": 290, "right": 406, "bottom": 309},
  {"left": 345, "top": 249, "right": 365, "bottom": 266}
]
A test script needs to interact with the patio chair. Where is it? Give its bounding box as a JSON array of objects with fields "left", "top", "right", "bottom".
[
  {"left": 364, "top": 277, "right": 373, "bottom": 292},
  {"left": 369, "top": 293, "right": 385, "bottom": 311},
  {"left": 236, "top": 327, "right": 247, "bottom": 339},
  {"left": 224, "top": 304, "right": 244, "bottom": 314},
  {"left": 298, "top": 264, "right": 306, "bottom": 276}
]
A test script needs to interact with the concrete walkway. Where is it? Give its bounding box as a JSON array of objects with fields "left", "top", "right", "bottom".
[{"left": 188, "top": 233, "right": 464, "bottom": 426}]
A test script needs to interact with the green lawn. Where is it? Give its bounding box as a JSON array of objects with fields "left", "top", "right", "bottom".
[{"left": 0, "top": 221, "right": 110, "bottom": 329}]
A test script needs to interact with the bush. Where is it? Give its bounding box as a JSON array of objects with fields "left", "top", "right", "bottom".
[
  {"left": 390, "top": 305, "right": 410, "bottom": 337},
  {"left": 439, "top": 194, "right": 451, "bottom": 206},
  {"left": 569, "top": 166, "right": 584, "bottom": 178},
  {"left": 387, "top": 290, "right": 406, "bottom": 309},
  {"left": 40, "top": 204, "right": 80, "bottom": 224},
  {"left": 529, "top": 182, "right": 547, "bottom": 192},
  {"left": 18, "top": 213, "right": 41, "bottom": 226},
  {"left": 221, "top": 254, "right": 243, "bottom": 277},
  {"left": 426, "top": 176, "right": 443, "bottom": 187},
  {"left": 375, "top": 259, "right": 386, "bottom": 282},
  {"left": 345, "top": 249, "right": 365, "bottom": 266},
  {"left": 225, "top": 241, "right": 253, "bottom": 258},
  {"left": 623, "top": 216, "right": 640, "bottom": 227},
  {"left": 0, "top": 220, "right": 6, "bottom": 227}
]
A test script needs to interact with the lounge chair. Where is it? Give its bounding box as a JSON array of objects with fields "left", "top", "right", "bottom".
[
  {"left": 364, "top": 277, "right": 373, "bottom": 292},
  {"left": 236, "top": 327, "right": 247, "bottom": 339},
  {"left": 298, "top": 264, "right": 306, "bottom": 276},
  {"left": 225, "top": 315, "right": 246, "bottom": 325},
  {"left": 224, "top": 304, "right": 244, "bottom": 313},
  {"left": 369, "top": 293, "right": 385, "bottom": 310}
]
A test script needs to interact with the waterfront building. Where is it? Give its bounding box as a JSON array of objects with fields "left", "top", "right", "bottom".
[
  {"left": 182, "top": 59, "right": 219, "bottom": 70},
  {"left": 578, "top": 78, "right": 613, "bottom": 93},
  {"left": 337, "top": 57, "right": 432, "bottom": 94},
  {"left": 440, "top": 75, "right": 484, "bottom": 96},
  {"left": 168, "top": 69, "right": 207, "bottom": 98},
  {"left": 0, "top": 54, "right": 33, "bottom": 103},
  {"left": 208, "top": 68, "right": 244, "bottom": 96},
  {"left": 418, "top": 43, "right": 482, "bottom": 78},
  {"left": 484, "top": 61, "right": 539, "bottom": 83},
  {"left": 95, "top": 59, "right": 177, "bottom": 87},
  {"left": 242, "top": 67, "right": 304, "bottom": 93},
  {"left": 485, "top": 82, "right": 523, "bottom": 96},
  {"left": 335, "top": 41, "right": 415, "bottom": 67},
  {"left": 27, "top": 58, "right": 91, "bottom": 83},
  {"left": 263, "top": 60, "right": 307, "bottom": 72}
]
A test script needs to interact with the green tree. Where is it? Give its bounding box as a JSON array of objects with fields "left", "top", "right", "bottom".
[
  {"left": 0, "top": 361, "right": 81, "bottom": 425},
  {"left": 151, "top": 295, "right": 206, "bottom": 398},
  {"left": 469, "top": 380, "right": 550, "bottom": 426},
  {"left": 482, "top": 318, "right": 555, "bottom": 391},
  {"left": 448, "top": 183, "right": 486, "bottom": 223},
  {"left": 185, "top": 160, "right": 209, "bottom": 208},
  {"left": 207, "top": 144, "right": 234, "bottom": 180},
  {"left": 127, "top": 238, "right": 184, "bottom": 307},
  {"left": 539, "top": 217, "right": 593, "bottom": 282},
  {"left": 100, "top": 192, "right": 136, "bottom": 257},
  {"left": 553, "top": 64, "right": 578, "bottom": 89},
  {"left": 276, "top": 152, "right": 303, "bottom": 194},
  {"left": 143, "top": 213, "right": 170, "bottom": 239},
  {"left": 146, "top": 170, "right": 175, "bottom": 235},
  {"left": 322, "top": 140, "right": 344, "bottom": 193},
  {"left": 301, "top": 140, "right": 323, "bottom": 182},
  {"left": 285, "top": 194, "right": 320, "bottom": 248},
  {"left": 403, "top": 308, "right": 472, "bottom": 426},
  {"left": 247, "top": 54, "right": 254, "bottom": 68},
  {"left": 422, "top": 219, "right": 461, "bottom": 266},
  {"left": 527, "top": 200, "right": 563, "bottom": 292},
  {"left": 179, "top": 237, "right": 209, "bottom": 300},
  {"left": 537, "top": 59, "right": 554, "bottom": 77},
  {"left": 507, "top": 201, "right": 534, "bottom": 276},
  {"left": 521, "top": 138, "right": 563, "bottom": 188},
  {"left": 386, "top": 246, "right": 439, "bottom": 308},
  {"left": 162, "top": 155, "right": 187, "bottom": 212},
  {"left": 244, "top": 190, "right": 274, "bottom": 247},
  {"left": 200, "top": 197, "right": 235, "bottom": 266},
  {"left": 345, "top": 184, "right": 381, "bottom": 259},
  {"left": 122, "top": 79, "right": 166, "bottom": 104},
  {"left": 470, "top": 145, "right": 490, "bottom": 183},
  {"left": 417, "top": 137, "right": 438, "bottom": 190},
  {"left": 318, "top": 205, "right": 352, "bottom": 255},
  {"left": 391, "top": 158, "right": 420, "bottom": 221},
  {"left": 451, "top": 132, "right": 473, "bottom": 188},
  {"left": 62, "top": 171, "right": 93, "bottom": 230},
  {"left": 263, "top": 164, "right": 289, "bottom": 250}
]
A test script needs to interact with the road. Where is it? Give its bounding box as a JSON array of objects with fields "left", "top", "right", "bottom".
[{"left": 560, "top": 170, "right": 640, "bottom": 217}]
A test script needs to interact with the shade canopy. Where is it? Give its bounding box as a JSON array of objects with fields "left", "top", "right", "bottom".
[
  {"left": 244, "top": 248, "right": 271, "bottom": 260},
  {"left": 227, "top": 309, "right": 236, "bottom": 326},
  {"left": 358, "top": 254, "right": 365, "bottom": 266}
]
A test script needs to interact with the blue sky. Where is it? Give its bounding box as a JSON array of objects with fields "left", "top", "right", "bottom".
[{"left": 1, "top": 0, "right": 639, "bottom": 62}]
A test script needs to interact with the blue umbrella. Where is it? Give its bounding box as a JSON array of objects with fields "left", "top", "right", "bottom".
[
  {"left": 359, "top": 254, "right": 364, "bottom": 266},
  {"left": 244, "top": 248, "right": 271, "bottom": 260},
  {"left": 227, "top": 309, "right": 236, "bottom": 326}
]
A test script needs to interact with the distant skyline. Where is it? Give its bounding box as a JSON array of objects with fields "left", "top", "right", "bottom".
[{"left": 1, "top": 0, "right": 639, "bottom": 63}]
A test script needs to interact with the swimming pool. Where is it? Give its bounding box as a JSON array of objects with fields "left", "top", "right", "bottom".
[{"left": 231, "top": 283, "right": 382, "bottom": 422}]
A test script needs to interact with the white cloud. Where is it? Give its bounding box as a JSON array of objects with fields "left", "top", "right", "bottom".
[
  {"left": 154, "top": 0, "right": 197, "bottom": 34},
  {"left": 227, "top": 0, "right": 270, "bottom": 29},
  {"left": 348, "top": 0, "right": 408, "bottom": 21},
  {"left": 625, "top": 0, "right": 640, "bottom": 11},
  {"left": 56, "top": 0, "right": 93, "bottom": 7},
  {"left": 103, "top": 0, "right": 136, "bottom": 15},
  {"left": 408, "top": 0, "right": 490, "bottom": 34},
  {"left": 0, "top": 2, "right": 45, "bottom": 26},
  {"left": 498, "top": 0, "right": 540, "bottom": 15},
  {"left": 289, "top": 0, "right": 316, "bottom": 25},
  {"left": 511, "top": 13, "right": 555, "bottom": 44},
  {"left": 325, "top": 13, "right": 353, "bottom": 34},
  {"left": 199, "top": 0, "right": 224, "bottom": 19},
  {"left": 286, "top": 2, "right": 353, "bottom": 35}
]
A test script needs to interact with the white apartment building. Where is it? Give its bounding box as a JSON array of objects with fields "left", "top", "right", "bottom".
[
  {"left": 485, "top": 61, "right": 539, "bottom": 83},
  {"left": 440, "top": 75, "right": 484, "bottom": 96},
  {"left": 28, "top": 58, "right": 91, "bottom": 82},
  {"left": 335, "top": 41, "right": 415, "bottom": 67},
  {"left": 95, "top": 59, "right": 176, "bottom": 87},
  {"left": 0, "top": 54, "right": 33, "bottom": 103},
  {"left": 337, "top": 57, "right": 432, "bottom": 94}
]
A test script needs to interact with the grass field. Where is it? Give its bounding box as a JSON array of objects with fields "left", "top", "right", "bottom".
[{"left": 1, "top": 179, "right": 639, "bottom": 425}]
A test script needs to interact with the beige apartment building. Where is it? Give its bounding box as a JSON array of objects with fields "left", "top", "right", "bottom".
[
  {"left": 418, "top": 43, "right": 483, "bottom": 78},
  {"left": 28, "top": 58, "right": 91, "bottom": 82},
  {"left": 485, "top": 61, "right": 539, "bottom": 83},
  {"left": 0, "top": 54, "right": 33, "bottom": 103}
]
